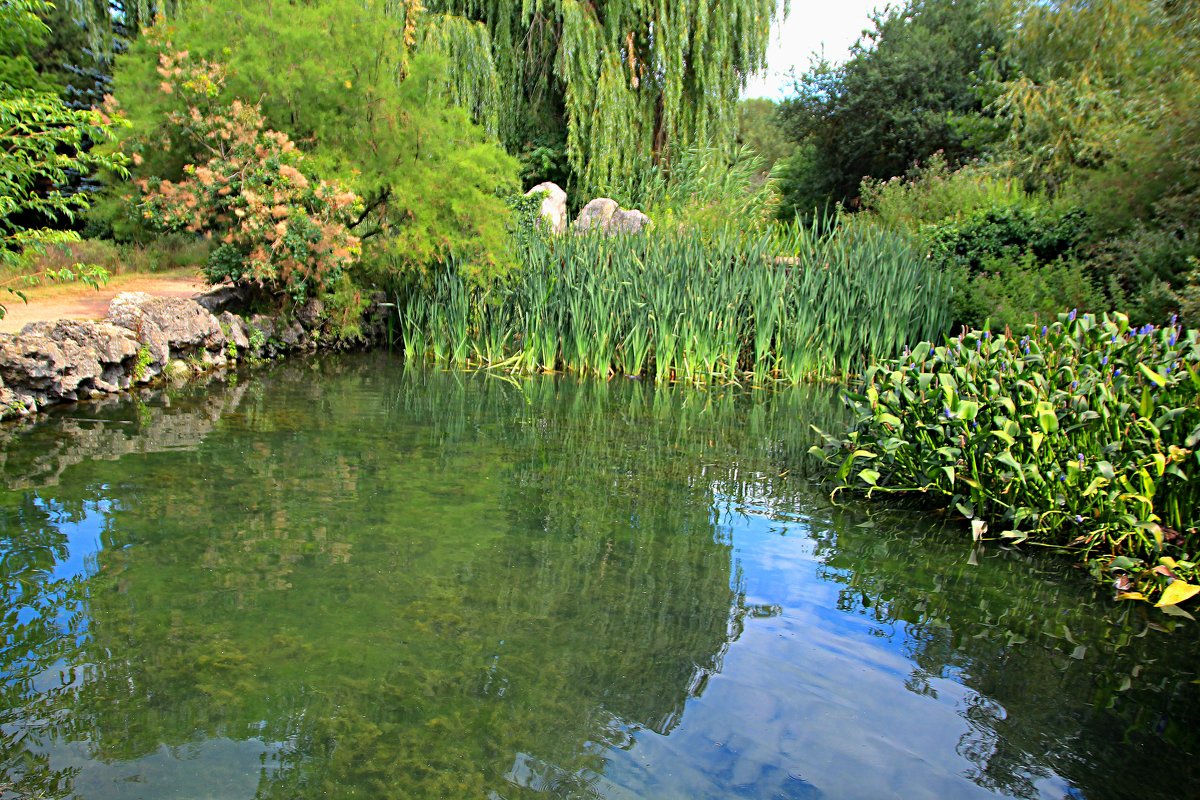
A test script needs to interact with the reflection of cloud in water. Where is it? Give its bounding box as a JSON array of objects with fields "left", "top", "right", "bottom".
[{"left": 34, "top": 737, "right": 283, "bottom": 800}]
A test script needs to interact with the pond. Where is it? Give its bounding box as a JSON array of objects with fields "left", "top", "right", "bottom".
[{"left": 1, "top": 352, "right": 1197, "bottom": 800}]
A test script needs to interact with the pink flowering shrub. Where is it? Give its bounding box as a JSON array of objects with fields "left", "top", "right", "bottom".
[{"left": 135, "top": 38, "right": 362, "bottom": 301}]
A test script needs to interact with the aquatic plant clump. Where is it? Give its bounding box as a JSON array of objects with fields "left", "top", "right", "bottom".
[
  {"left": 810, "top": 311, "right": 1200, "bottom": 610},
  {"left": 402, "top": 220, "right": 952, "bottom": 383}
]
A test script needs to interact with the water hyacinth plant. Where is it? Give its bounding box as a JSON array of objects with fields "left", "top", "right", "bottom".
[
  {"left": 401, "top": 219, "right": 951, "bottom": 384},
  {"left": 809, "top": 312, "right": 1200, "bottom": 611}
]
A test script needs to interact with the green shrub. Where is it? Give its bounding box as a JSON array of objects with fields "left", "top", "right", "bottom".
[
  {"left": 860, "top": 156, "right": 1031, "bottom": 230},
  {"left": 924, "top": 205, "right": 1089, "bottom": 274},
  {"left": 949, "top": 253, "right": 1106, "bottom": 332},
  {"left": 810, "top": 311, "right": 1200, "bottom": 611}
]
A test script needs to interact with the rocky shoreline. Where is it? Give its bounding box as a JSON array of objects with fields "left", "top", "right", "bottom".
[{"left": 0, "top": 287, "right": 384, "bottom": 421}]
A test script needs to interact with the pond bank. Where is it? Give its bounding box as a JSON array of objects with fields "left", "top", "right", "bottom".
[{"left": 0, "top": 287, "right": 386, "bottom": 420}]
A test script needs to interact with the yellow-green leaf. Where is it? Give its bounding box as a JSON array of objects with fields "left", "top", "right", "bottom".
[
  {"left": 1155, "top": 581, "right": 1200, "bottom": 607},
  {"left": 1139, "top": 362, "right": 1167, "bottom": 388}
]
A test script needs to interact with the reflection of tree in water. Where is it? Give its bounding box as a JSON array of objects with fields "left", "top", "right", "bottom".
[
  {"left": 809, "top": 515, "right": 1200, "bottom": 800},
  {"left": 0, "top": 494, "right": 92, "bottom": 798},
  {"left": 0, "top": 357, "right": 835, "bottom": 799}
]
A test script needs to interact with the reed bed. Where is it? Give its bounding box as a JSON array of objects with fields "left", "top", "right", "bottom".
[{"left": 400, "top": 219, "right": 952, "bottom": 384}]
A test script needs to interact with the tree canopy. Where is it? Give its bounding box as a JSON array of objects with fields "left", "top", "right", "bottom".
[{"left": 777, "top": 0, "right": 1003, "bottom": 212}]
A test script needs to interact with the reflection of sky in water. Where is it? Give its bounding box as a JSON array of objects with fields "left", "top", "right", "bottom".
[
  {"left": 37, "top": 737, "right": 280, "bottom": 800},
  {"left": 592, "top": 495, "right": 1081, "bottom": 800},
  {"left": 43, "top": 496, "right": 110, "bottom": 584}
]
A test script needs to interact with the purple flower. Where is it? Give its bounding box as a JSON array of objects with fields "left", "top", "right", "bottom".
[
  {"left": 1071, "top": 380, "right": 1078, "bottom": 390},
  {"left": 1077, "top": 453, "right": 1085, "bottom": 464},
  {"left": 983, "top": 331, "right": 992, "bottom": 340},
  {"left": 1171, "top": 314, "right": 1178, "bottom": 325},
  {"left": 944, "top": 407, "right": 954, "bottom": 419},
  {"left": 1041, "top": 325, "right": 1048, "bottom": 337},
  {"left": 1114, "top": 368, "right": 1122, "bottom": 377},
  {"left": 1100, "top": 356, "right": 1107, "bottom": 366},
  {"left": 1169, "top": 332, "right": 1177, "bottom": 347},
  {"left": 1069, "top": 308, "right": 1077, "bottom": 322},
  {"left": 1075, "top": 515, "right": 1083, "bottom": 523}
]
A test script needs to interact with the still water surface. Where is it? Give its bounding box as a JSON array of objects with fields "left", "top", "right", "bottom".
[{"left": 1, "top": 353, "right": 1197, "bottom": 799}]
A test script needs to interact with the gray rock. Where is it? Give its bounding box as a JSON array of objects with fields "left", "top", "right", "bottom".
[
  {"left": 573, "top": 198, "right": 620, "bottom": 233},
  {"left": 218, "top": 312, "right": 250, "bottom": 350},
  {"left": 609, "top": 208, "right": 652, "bottom": 234},
  {"left": 296, "top": 298, "right": 325, "bottom": 330},
  {"left": 278, "top": 321, "right": 310, "bottom": 351},
  {"left": 0, "top": 320, "right": 143, "bottom": 405},
  {"left": 106, "top": 292, "right": 225, "bottom": 357},
  {"left": 194, "top": 284, "right": 248, "bottom": 314},
  {"left": 526, "top": 182, "right": 569, "bottom": 234}
]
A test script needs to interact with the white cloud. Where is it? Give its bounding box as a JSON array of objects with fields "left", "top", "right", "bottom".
[{"left": 742, "top": 0, "right": 886, "bottom": 100}]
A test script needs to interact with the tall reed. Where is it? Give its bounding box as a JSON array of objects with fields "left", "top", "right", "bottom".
[{"left": 401, "top": 218, "right": 952, "bottom": 384}]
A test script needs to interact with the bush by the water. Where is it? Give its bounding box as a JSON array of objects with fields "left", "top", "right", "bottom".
[
  {"left": 810, "top": 311, "right": 1200, "bottom": 610},
  {"left": 400, "top": 219, "right": 952, "bottom": 383}
]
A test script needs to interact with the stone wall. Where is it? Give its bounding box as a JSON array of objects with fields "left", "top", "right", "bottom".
[{"left": 0, "top": 289, "right": 383, "bottom": 421}]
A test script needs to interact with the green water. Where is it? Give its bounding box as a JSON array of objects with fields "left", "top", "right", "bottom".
[{"left": 1, "top": 353, "right": 1197, "bottom": 800}]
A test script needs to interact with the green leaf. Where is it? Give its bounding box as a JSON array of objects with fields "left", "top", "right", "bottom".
[
  {"left": 858, "top": 468, "right": 881, "bottom": 487},
  {"left": 1035, "top": 400, "right": 1058, "bottom": 433},
  {"left": 1139, "top": 362, "right": 1167, "bottom": 388}
]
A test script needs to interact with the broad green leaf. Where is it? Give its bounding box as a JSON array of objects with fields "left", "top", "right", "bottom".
[
  {"left": 858, "top": 469, "right": 880, "bottom": 487},
  {"left": 1139, "top": 362, "right": 1167, "bottom": 388},
  {"left": 1155, "top": 581, "right": 1200, "bottom": 607},
  {"left": 1035, "top": 400, "right": 1058, "bottom": 433}
]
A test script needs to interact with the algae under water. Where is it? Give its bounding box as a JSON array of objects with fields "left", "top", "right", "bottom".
[{"left": 0, "top": 352, "right": 1197, "bottom": 799}]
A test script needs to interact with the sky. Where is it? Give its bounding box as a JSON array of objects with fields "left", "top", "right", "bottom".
[{"left": 742, "top": 0, "right": 885, "bottom": 100}]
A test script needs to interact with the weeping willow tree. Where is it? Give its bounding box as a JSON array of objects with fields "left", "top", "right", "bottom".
[{"left": 427, "top": 0, "right": 785, "bottom": 199}]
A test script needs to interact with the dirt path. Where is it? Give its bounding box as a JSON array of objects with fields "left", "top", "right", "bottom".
[{"left": 0, "top": 272, "right": 209, "bottom": 334}]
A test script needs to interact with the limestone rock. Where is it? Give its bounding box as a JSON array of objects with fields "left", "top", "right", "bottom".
[
  {"left": 106, "top": 292, "right": 225, "bottom": 357},
  {"left": 278, "top": 320, "right": 310, "bottom": 351},
  {"left": 526, "top": 182, "right": 569, "bottom": 234},
  {"left": 609, "top": 209, "right": 652, "bottom": 234},
  {"left": 573, "top": 198, "right": 619, "bottom": 233},
  {"left": 0, "top": 320, "right": 143, "bottom": 406},
  {"left": 572, "top": 198, "right": 652, "bottom": 235},
  {"left": 194, "top": 284, "right": 249, "bottom": 314},
  {"left": 218, "top": 311, "right": 251, "bottom": 350}
]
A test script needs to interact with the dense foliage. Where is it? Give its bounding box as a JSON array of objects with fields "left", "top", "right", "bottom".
[
  {"left": 401, "top": 220, "right": 951, "bottom": 383},
  {"left": 0, "top": 0, "right": 127, "bottom": 318},
  {"left": 777, "top": 0, "right": 1001, "bottom": 213},
  {"left": 106, "top": 2, "right": 518, "bottom": 288},
  {"left": 811, "top": 312, "right": 1200, "bottom": 608},
  {"left": 776, "top": 0, "right": 1200, "bottom": 328}
]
